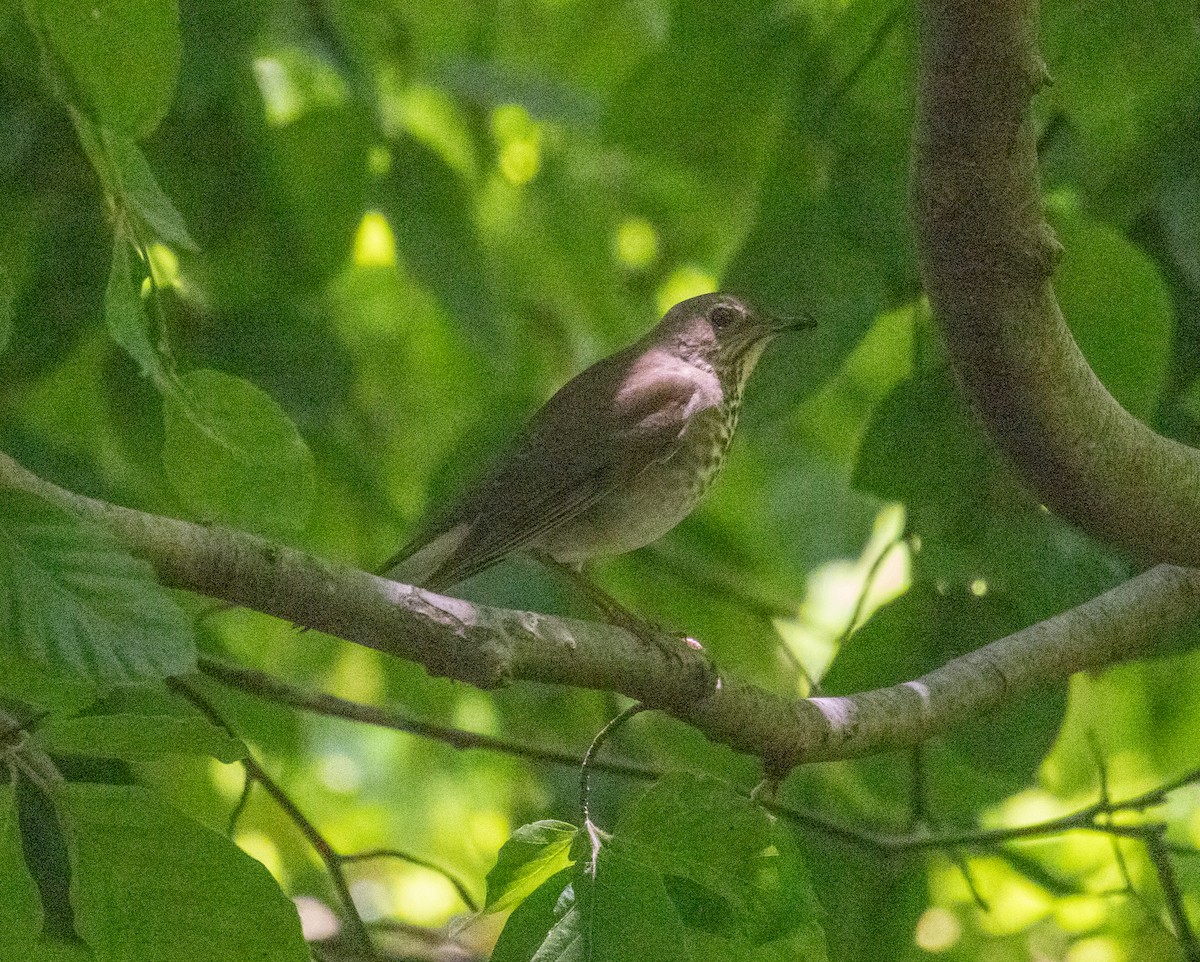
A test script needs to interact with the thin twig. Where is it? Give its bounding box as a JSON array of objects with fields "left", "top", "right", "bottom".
[
  {"left": 1147, "top": 832, "right": 1200, "bottom": 962},
  {"left": 580, "top": 704, "right": 647, "bottom": 828},
  {"left": 199, "top": 655, "right": 661, "bottom": 781},
  {"left": 1088, "top": 738, "right": 1142, "bottom": 913},
  {"left": 341, "top": 849, "right": 478, "bottom": 914},
  {"left": 201, "top": 656, "right": 876, "bottom": 850},
  {"left": 844, "top": 535, "right": 906, "bottom": 643},
  {"left": 169, "top": 679, "right": 376, "bottom": 956},
  {"left": 227, "top": 765, "right": 254, "bottom": 836},
  {"left": 818, "top": 2, "right": 905, "bottom": 122}
]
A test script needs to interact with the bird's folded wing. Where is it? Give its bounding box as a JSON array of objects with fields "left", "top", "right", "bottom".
[{"left": 390, "top": 364, "right": 718, "bottom": 591}]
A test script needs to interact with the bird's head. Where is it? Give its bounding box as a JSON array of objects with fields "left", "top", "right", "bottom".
[{"left": 656, "top": 292, "right": 814, "bottom": 391}]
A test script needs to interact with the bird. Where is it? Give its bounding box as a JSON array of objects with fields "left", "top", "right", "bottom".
[{"left": 381, "top": 292, "right": 809, "bottom": 596}]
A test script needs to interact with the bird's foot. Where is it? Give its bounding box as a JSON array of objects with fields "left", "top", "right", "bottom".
[
  {"left": 605, "top": 608, "right": 719, "bottom": 699},
  {"left": 534, "top": 555, "right": 718, "bottom": 695}
]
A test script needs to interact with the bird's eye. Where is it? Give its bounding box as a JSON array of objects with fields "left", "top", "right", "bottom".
[{"left": 709, "top": 304, "right": 740, "bottom": 329}]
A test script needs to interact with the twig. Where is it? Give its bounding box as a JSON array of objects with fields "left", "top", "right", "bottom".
[
  {"left": 1147, "top": 832, "right": 1200, "bottom": 961},
  {"left": 169, "top": 680, "right": 376, "bottom": 955},
  {"left": 580, "top": 704, "right": 647, "bottom": 828},
  {"left": 201, "top": 693, "right": 480, "bottom": 912},
  {"left": 227, "top": 764, "right": 254, "bottom": 836},
  {"left": 201, "top": 656, "right": 880, "bottom": 853},
  {"left": 198, "top": 656, "right": 660, "bottom": 782},
  {"left": 818, "top": 2, "right": 905, "bottom": 122},
  {"left": 341, "top": 850, "right": 478, "bottom": 914}
]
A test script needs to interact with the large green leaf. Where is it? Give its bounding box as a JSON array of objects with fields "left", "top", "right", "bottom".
[
  {"left": 58, "top": 782, "right": 307, "bottom": 962},
  {"left": 33, "top": 0, "right": 181, "bottom": 138},
  {"left": 161, "top": 368, "right": 316, "bottom": 536},
  {"left": 509, "top": 775, "right": 826, "bottom": 961},
  {"left": 0, "top": 488, "right": 195, "bottom": 697}
]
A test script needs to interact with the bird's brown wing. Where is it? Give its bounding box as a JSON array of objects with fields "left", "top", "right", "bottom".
[{"left": 383, "top": 348, "right": 720, "bottom": 591}]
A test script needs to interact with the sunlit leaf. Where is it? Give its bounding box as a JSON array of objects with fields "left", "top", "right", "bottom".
[
  {"left": 105, "top": 236, "right": 167, "bottom": 385},
  {"left": 484, "top": 819, "right": 579, "bottom": 914}
]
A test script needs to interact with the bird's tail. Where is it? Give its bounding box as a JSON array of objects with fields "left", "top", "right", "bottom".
[{"left": 377, "top": 522, "right": 472, "bottom": 591}]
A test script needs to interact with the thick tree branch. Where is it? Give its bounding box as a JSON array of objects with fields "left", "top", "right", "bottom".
[
  {"left": 912, "top": 0, "right": 1200, "bottom": 564},
  {"left": 4, "top": 451, "right": 1199, "bottom": 776}
]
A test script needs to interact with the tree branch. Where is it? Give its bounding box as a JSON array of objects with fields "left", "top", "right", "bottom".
[
  {"left": 912, "top": 0, "right": 1200, "bottom": 564},
  {"left": 4, "top": 451, "right": 1199, "bottom": 776}
]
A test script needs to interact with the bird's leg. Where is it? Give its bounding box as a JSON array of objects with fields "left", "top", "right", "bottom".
[{"left": 534, "top": 554, "right": 715, "bottom": 674}]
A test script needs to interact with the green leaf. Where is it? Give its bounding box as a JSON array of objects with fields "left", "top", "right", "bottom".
[
  {"left": 506, "top": 776, "right": 826, "bottom": 961},
  {"left": 1048, "top": 201, "right": 1172, "bottom": 421},
  {"left": 853, "top": 361, "right": 1000, "bottom": 518},
  {"left": 34, "top": 0, "right": 181, "bottom": 138},
  {"left": 822, "top": 582, "right": 1069, "bottom": 815},
  {"left": 612, "top": 774, "right": 825, "bottom": 954},
  {"left": 0, "top": 655, "right": 95, "bottom": 713},
  {"left": 105, "top": 235, "right": 167, "bottom": 384},
  {"left": 266, "top": 104, "right": 369, "bottom": 280},
  {"left": 0, "top": 781, "right": 43, "bottom": 951},
  {"left": 0, "top": 488, "right": 196, "bottom": 693},
  {"left": 585, "top": 837, "right": 692, "bottom": 962},
  {"left": 105, "top": 134, "right": 197, "bottom": 250},
  {"left": 34, "top": 686, "right": 246, "bottom": 762},
  {"left": 489, "top": 869, "right": 575, "bottom": 962},
  {"left": 603, "top": 0, "right": 793, "bottom": 177},
  {"left": 57, "top": 782, "right": 308, "bottom": 962},
  {"left": 484, "top": 819, "right": 578, "bottom": 914},
  {"left": 0, "top": 262, "right": 13, "bottom": 357},
  {"left": 726, "top": 172, "right": 886, "bottom": 405},
  {"left": 162, "top": 368, "right": 316, "bottom": 536},
  {"left": 381, "top": 136, "right": 498, "bottom": 338},
  {"left": 1041, "top": 1, "right": 1200, "bottom": 187}
]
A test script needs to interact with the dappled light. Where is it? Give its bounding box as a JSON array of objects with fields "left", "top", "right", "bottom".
[{"left": 2, "top": 0, "right": 1199, "bottom": 960}]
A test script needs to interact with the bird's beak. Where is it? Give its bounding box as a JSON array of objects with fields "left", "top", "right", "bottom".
[{"left": 767, "top": 310, "right": 817, "bottom": 334}]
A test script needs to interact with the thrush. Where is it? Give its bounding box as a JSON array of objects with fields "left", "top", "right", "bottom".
[{"left": 381, "top": 293, "right": 808, "bottom": 597}]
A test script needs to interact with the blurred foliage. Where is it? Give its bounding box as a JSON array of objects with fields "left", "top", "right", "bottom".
[{"left": 1, "top": 0, "right": 1199, "bottom": 959}]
